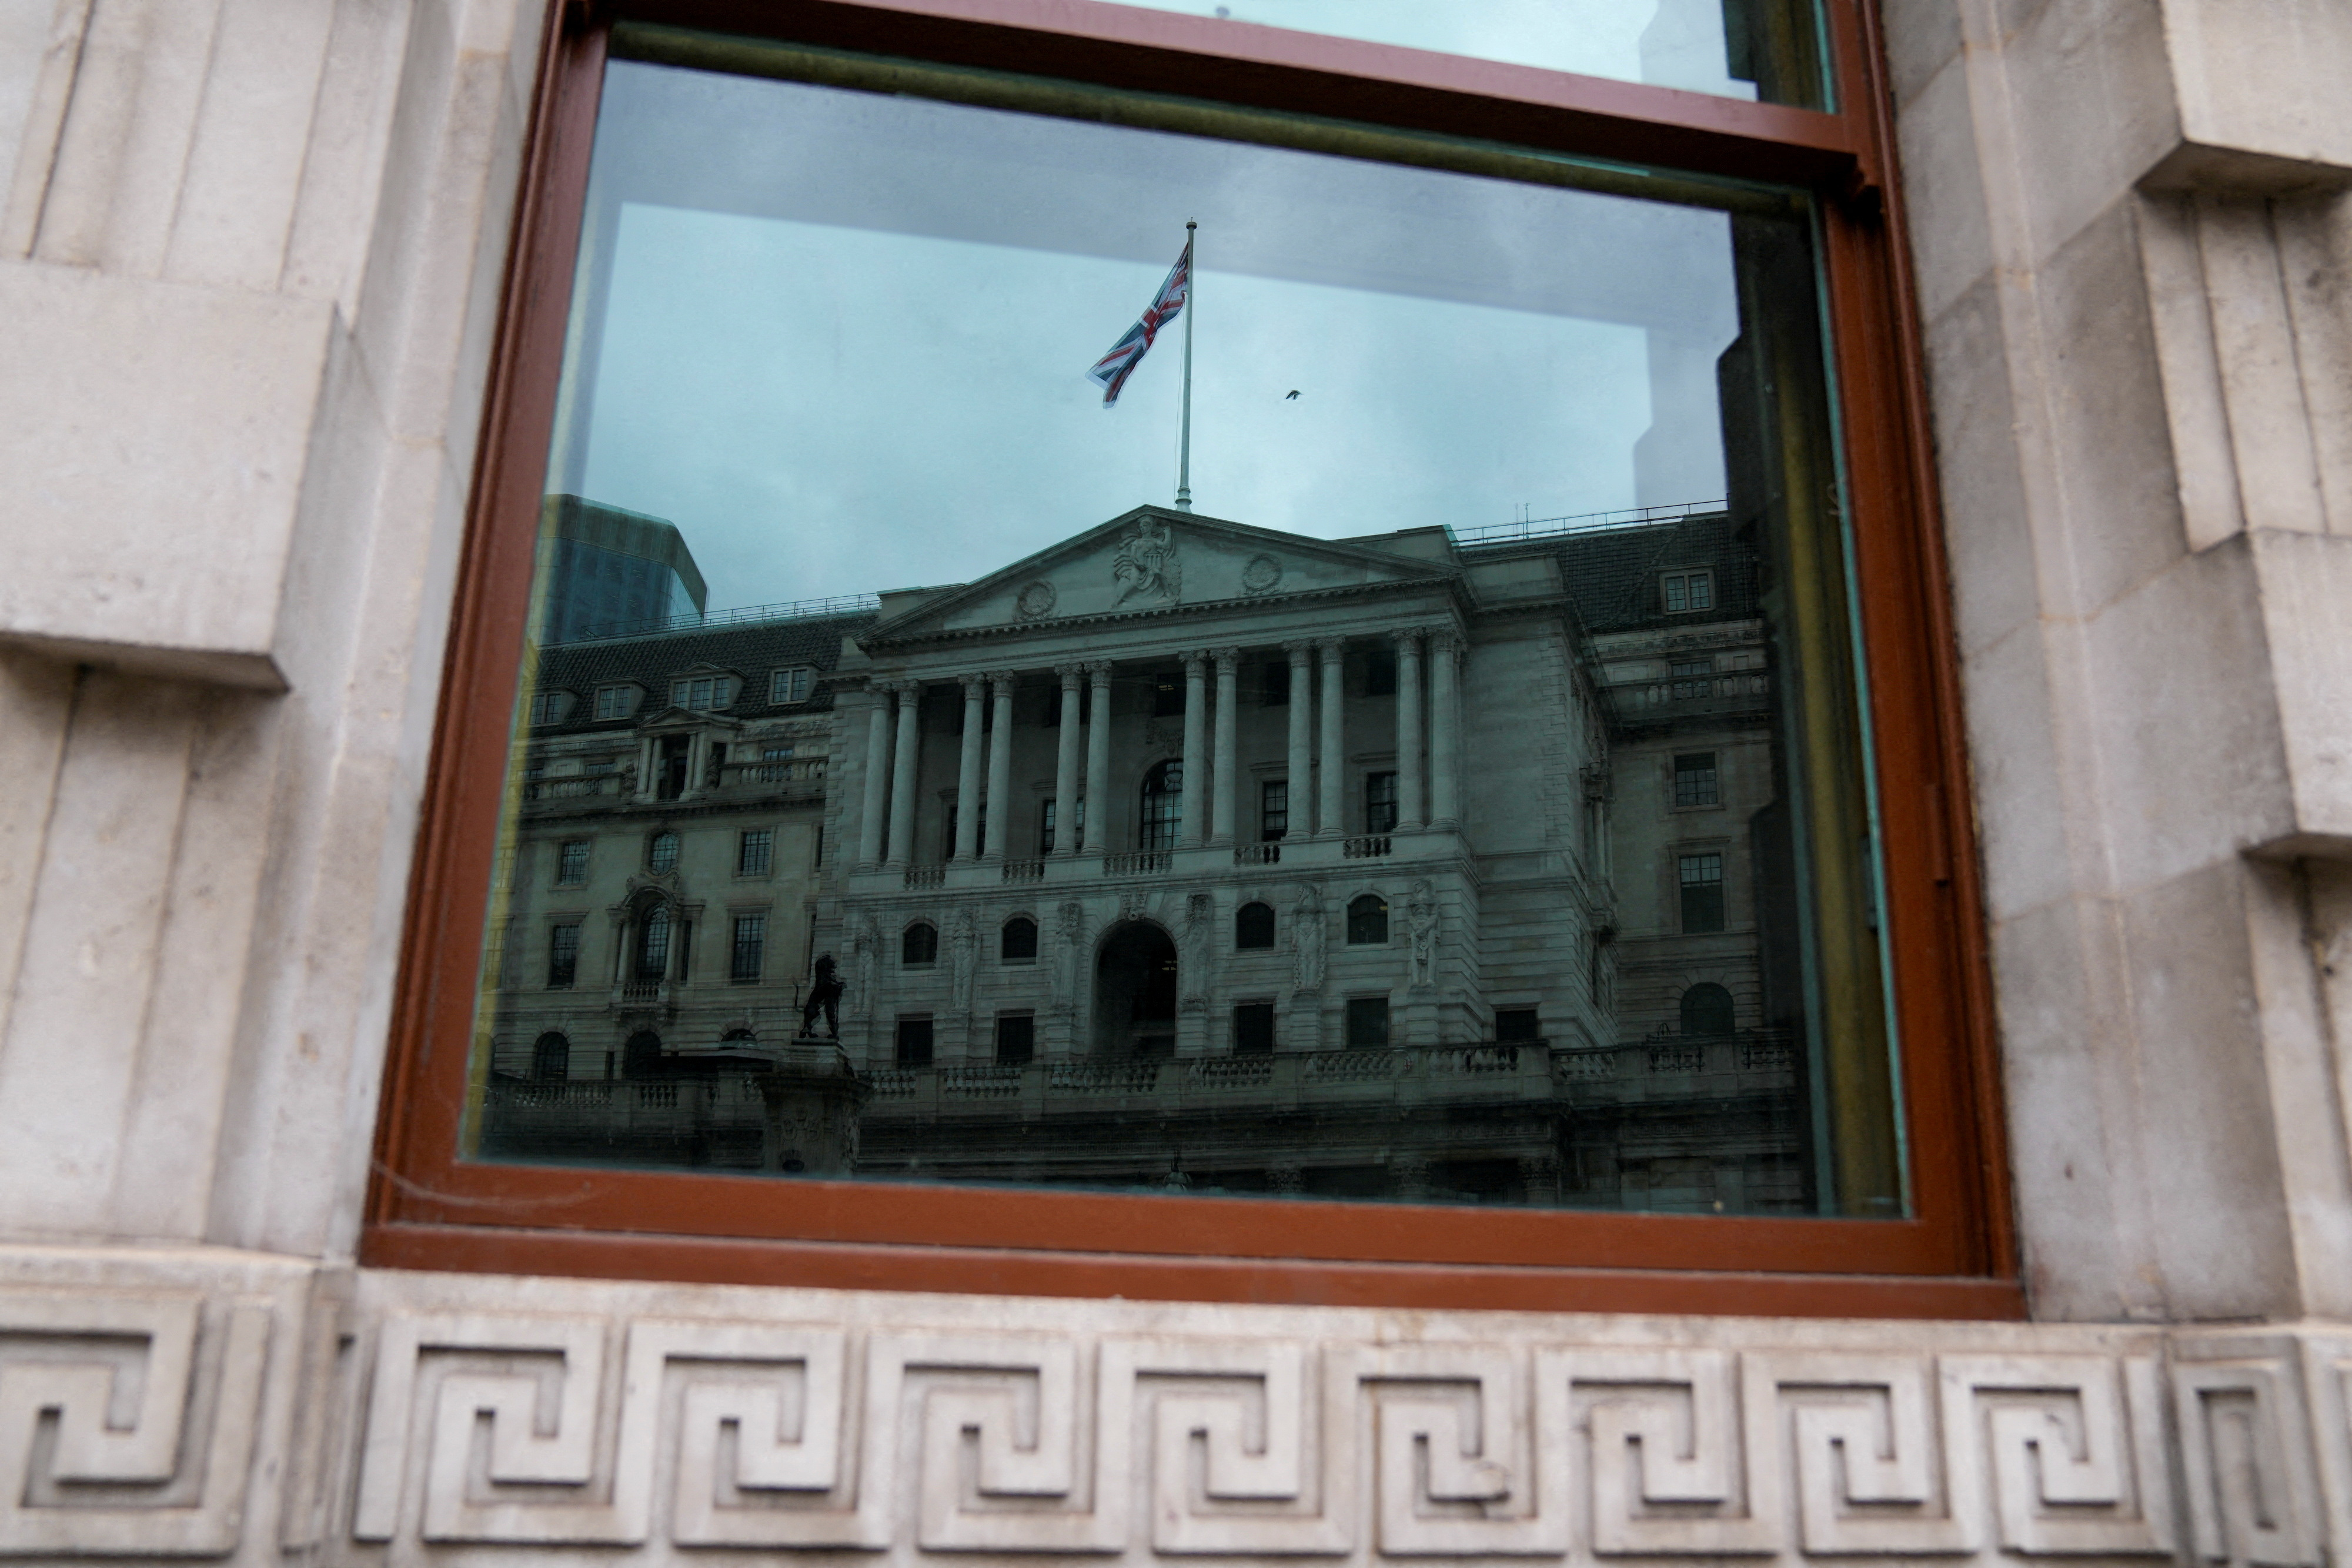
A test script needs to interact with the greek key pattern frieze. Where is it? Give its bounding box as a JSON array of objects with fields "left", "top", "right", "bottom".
[{"left": 342, "top": 1309, "right": 2223, "bottom": 1563}]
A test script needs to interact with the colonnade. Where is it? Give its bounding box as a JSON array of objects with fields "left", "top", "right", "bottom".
[{"left": 853, "top": 630, "right": 1464, "bottom": 872}]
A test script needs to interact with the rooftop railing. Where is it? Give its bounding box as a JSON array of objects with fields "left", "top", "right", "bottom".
[{"left": 1448, "top": 499, "right": 1727, "bottom": 548}]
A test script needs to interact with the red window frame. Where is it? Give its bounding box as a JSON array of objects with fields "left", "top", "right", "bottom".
[{"left": 368, "top": 0, "right": 2016, "bottom": 1318}]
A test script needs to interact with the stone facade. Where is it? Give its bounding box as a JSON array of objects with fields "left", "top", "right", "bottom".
[{"left": 6, "top": 0, "right": 2352, "bottom": 1563}]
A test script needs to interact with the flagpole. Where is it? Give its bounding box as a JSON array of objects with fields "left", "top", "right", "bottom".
[{"left": 1175, "top": 219, "right": 1195, "bottom": 511}]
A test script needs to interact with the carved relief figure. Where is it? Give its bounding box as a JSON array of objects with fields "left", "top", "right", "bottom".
[
  {"left": 1291, "top": 887, "right": 1325, "bottom": 993},
  {"left": 1181, "top": 892, "right": 1214, "bottom": 1007},
  {"left": 1111, "top": 514, "right": 1182, "bottom": 605},
  {"left": 850, "top": 914, "right": 880, "bottom": 1018},
  {"left": 1051, "top": 900, "right": 1084, "bottom": 1012},
  {"left": 949, "top": 908, "right": 978, "bottom": 1017},
  {"left": 1406, "top": 878, "right": 1439, "bottom": 988}
]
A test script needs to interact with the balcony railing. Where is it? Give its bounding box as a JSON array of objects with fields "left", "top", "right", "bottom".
[
  {"left": 523, "top": 774, "right": 622, "bottom": 801},
  {"left": 1001, "top": 859, "right": 1045, "bottom": 884},
  {"left": 1343, "top": 835, "right": 1392, "bottom": 858},
  {"left": 1234, "top": 842, "right": 1281, "bottom": 865},
  {"left": 1605, "top": 671, "right": 1771, "bottom": 716},
  {"left": 903, "top": 865, "right": 945, "bottom": 890},
  {"left": 718, "top": 757, "right": 828, "bottom": 789},
  {"left": 1101, "top": 851, "right": 1171, "bottom": 877}
]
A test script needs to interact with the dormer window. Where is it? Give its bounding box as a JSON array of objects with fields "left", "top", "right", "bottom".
[
  {"left": 670, "top": 674, "right": 737, "bottom": 710},
  {"left": 771, "top": 666, "right": 814, "bottom": 704},
  {"left": 592, "top": 684, "right": 640, "bottom": 721},
  {"left": 526, "top": 690, "right": 574, "bottom": 726},
  {"left": 1662, "top": 570, "right": 1715, "bottom": 613}
]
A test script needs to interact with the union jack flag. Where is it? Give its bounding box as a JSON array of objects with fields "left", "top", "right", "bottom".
[{"left": 1086, "top": 236, "right": 1191, "bottom": 406}]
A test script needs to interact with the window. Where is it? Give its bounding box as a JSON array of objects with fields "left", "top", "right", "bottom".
[
  {"left": 1662, "top": 570, "right": 1716, "bottom": 614},
  {"left": 1140, "top": 761, "right": 1182, "bottom": 850},
  {"left": 1261, "top": 780, "right": 1288, "bottom": 841},
  {"left": 1260, "top": 659, "right": 1290, "bottom": 706},
  {"left": 555, "top": 839, "right": 589, "bottom": 885},
  {"left": 994, "top": 1013, "right": 1035, "bottom": 1066},
  {"left": 527, "top": 690, "right": 574, "bottom": 725},
  {"left": 1681, "top": 982, "right": 1736, "bottom": 1036},
  {"left": 1001, "top": 917, "right": 1038, "bottom": 963},
  {"left": 1232, "top": 1002, "right": 1275, "bottom": 1055},
  {"left": 894, "top": 1017, "right": 934, "bottom": 1069},
  {"left": 622, "top": 1031, "right": 663, "bottom": 1079},
  {"left": 593, "top": 684, "right": 639, "bottom": 721},
  {"left": 531, "top": 1031, "right": 570, "bottom": 1082},
  {"left": 770, "top": 666, "right": 814, "bottom": 704},
  {"left": 1345, "top": 998, "right": 1391, "bottom": 1050},
  {"left": 670, "top": 674, "right": 735, "bottom": 710},
  {"left": 1235, "top": 901, "right": 1276, "bottom": 950},
  {"left": 386, "top": 0, "right": 2000, "bottom": 1312},
  {"left": 546, "top": 924, "right": 580, "bottom": 988},
  {"left": 1679, "top": 854, "right": 1726, "bottom": 934},
  {"left": 1039, "top": 798, "right": 1080, "bottom": 855},
  {"left": 1347, "top": 895, "right": 1389, "bottom": 945},
  {"left": 635, "top": 906, "right": 671, "bottom": 981},
  {"left": 1494, "top": 1008, "right": 1541, "bottom": 1043},
  {"left": 1670, "top": 659, "right": 1713, "bottom": 698},
  {"left": 738, "top": 828, "right": 773, "bottom": 876},
  {"left": 1151, "top": 671, "right": 1185, "bottom": 717},
  {"left": 647, "top": 831, "right": 679, "bottom": 872},
  {"left": 1673, "top": 753, "right": 1720, "bottom": 808},
  {"left": 730, "top": 914, "right": 766, "bottom": 982}
]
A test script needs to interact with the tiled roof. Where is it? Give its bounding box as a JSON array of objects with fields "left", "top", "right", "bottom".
[
  {"left": 527, "top": 611, "right": 878, "bottom": 736},
  {"left": 1468, "top": 511, "right": 1758, "bottom": 634}
]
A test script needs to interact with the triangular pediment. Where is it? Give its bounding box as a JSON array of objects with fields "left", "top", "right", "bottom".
[{"left": 861, "top": 506, "right": 1456, "bottom": 646}]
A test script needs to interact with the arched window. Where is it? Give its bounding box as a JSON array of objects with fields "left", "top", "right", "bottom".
[
  {"left": 1235, "top": 901, "right": 1275, "bottom": 950},
  {"left": 622, "top": 1030, "right": 663, "bottom": 1078},
  {"left": 1679, "top": 982, "right": 1735, "bottom": 1036},
  {"left": 721, "top": 1027, "right": 757, "bottom": 1045},
  {"left": 903, "top": 921, "right": 938, "bottom": 965},
  {"left": 635, "top": 904, "right": 671, "bottom": 980},
  {"left": 530, "top": 1031, "right": 570, "bottom": 1081},
  {"left": 1001, "top": 916, "right": 1038, "bottom": 962},
  {"left": 1347, "top": 894, "right": 1389, "bottom": 944},
  {"left": 1140, "top": 760, "right": 1183, "bottom": 850},
  {"left": 647, "top": 830, "right": 680, "bottom": 872}
]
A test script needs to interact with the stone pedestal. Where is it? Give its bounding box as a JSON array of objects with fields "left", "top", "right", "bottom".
[{"left": 758, "top": 1040, "right": 873, "bottom": 1175}]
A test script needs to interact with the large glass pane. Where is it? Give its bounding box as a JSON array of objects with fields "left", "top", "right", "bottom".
[
  {"left": 462, "top": 32, "right": 1900, "bottom": 1216},
  {"left": 1088, "top": 0, "right": 1830, "bottom": 109}
]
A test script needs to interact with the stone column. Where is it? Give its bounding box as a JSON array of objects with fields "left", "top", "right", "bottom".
[
  {"left": 1180, "top": 651, "right": 1208, "bottom": 848},
  {"left": 1429, "top": 631, "right": 1462, "bottom": 828},
  {"left": 1284, "top": 641, "right": 1314, "bottom": 841},
  {"left": 634, "top": 734, "right": 659, "bottom": 804},
  {"left": 1052, "top": 663, "right": 1084, "bottom": 855},
  {"left": 857, "top": 688, "right": 892, "bottom": 868},
  {"left": 1082, "top": 661, "right": 1113, "bottom": 854},
  {"left": 985, "top": 671, "right": 1016, "bottom": 862},
  {"left": 1210, "top": 647, "right": 1240, "bottom": 846},
  {"left": 1317, "top": 639, "right": 1345, "bottom": 837},
  {"left": 951, "top": 676, "right": 986, "bottom": 862},
  {"left": 1392, "top": 628, "right": 1424, "bottom": 830},
  {"left": 886, "top": 680, "right": 921, "bottom": 870}
]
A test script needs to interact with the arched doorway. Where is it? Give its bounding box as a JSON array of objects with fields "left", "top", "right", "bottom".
[{"left": 1094, "top": 921, "right": 1177, "bottom": 1057}]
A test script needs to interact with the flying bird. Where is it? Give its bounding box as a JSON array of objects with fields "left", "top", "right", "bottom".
[{"left": 1285, "top": 389, "right": 1301, "bottom": 400}]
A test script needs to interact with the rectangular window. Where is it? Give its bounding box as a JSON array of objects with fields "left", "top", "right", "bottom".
[
  {"left": 1261, "top": 779, "right": 1289, "bottom": 841},
  {"left": 593, "top": 684, "right": 637, "bottom": 721},
  {"left": 770, "top": 666, "right": 813, "bottom": 704},
  {"left": 383, "top": 0, "right": 1993, "bottom": 1311},
  {"left": 1039, "top": 798, "right": 1080, "bottom": 855},
  {"left": 1679, "top": 852, "right": 1726, "bottom": 934},
  {"left": 1673, "top": 753, "right": 1720, "bottom": 808},
  {"left": 1232, "top": 1002, "right": 1275, "bottom": 1055},
  {"left": 528, "top": 691, "right": 573, "bottom": 725},
  {"left": 738, "top": 828, "right": 773, "bottom": 876},
  {"left": 995, "top": 1013, "right": 1035, "bottom": 1066},
  {"left": 547, "top": 924, "right": 579, "bottom": 988},
  {"left": 1670, "top": 658, "right": 1713, "bottom": 699},
  {"left": 730, "top": 914, "right": 766, "bottom": 981},
  {"left": 1494, "top": 1007, "right": 1541, "bottom": 1042},
  {"left": 555, "top": 839, "right": 589, "bottom": 885}
]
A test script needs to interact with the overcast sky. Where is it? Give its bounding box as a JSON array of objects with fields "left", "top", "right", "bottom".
[{"left": 553, "top": 57, "right": 1746, "bottom": 611}]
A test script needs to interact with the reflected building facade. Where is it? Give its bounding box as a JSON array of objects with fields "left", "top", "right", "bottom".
[{"left": 479, "top": 503, "right": 1806, "bottom": 1209}]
